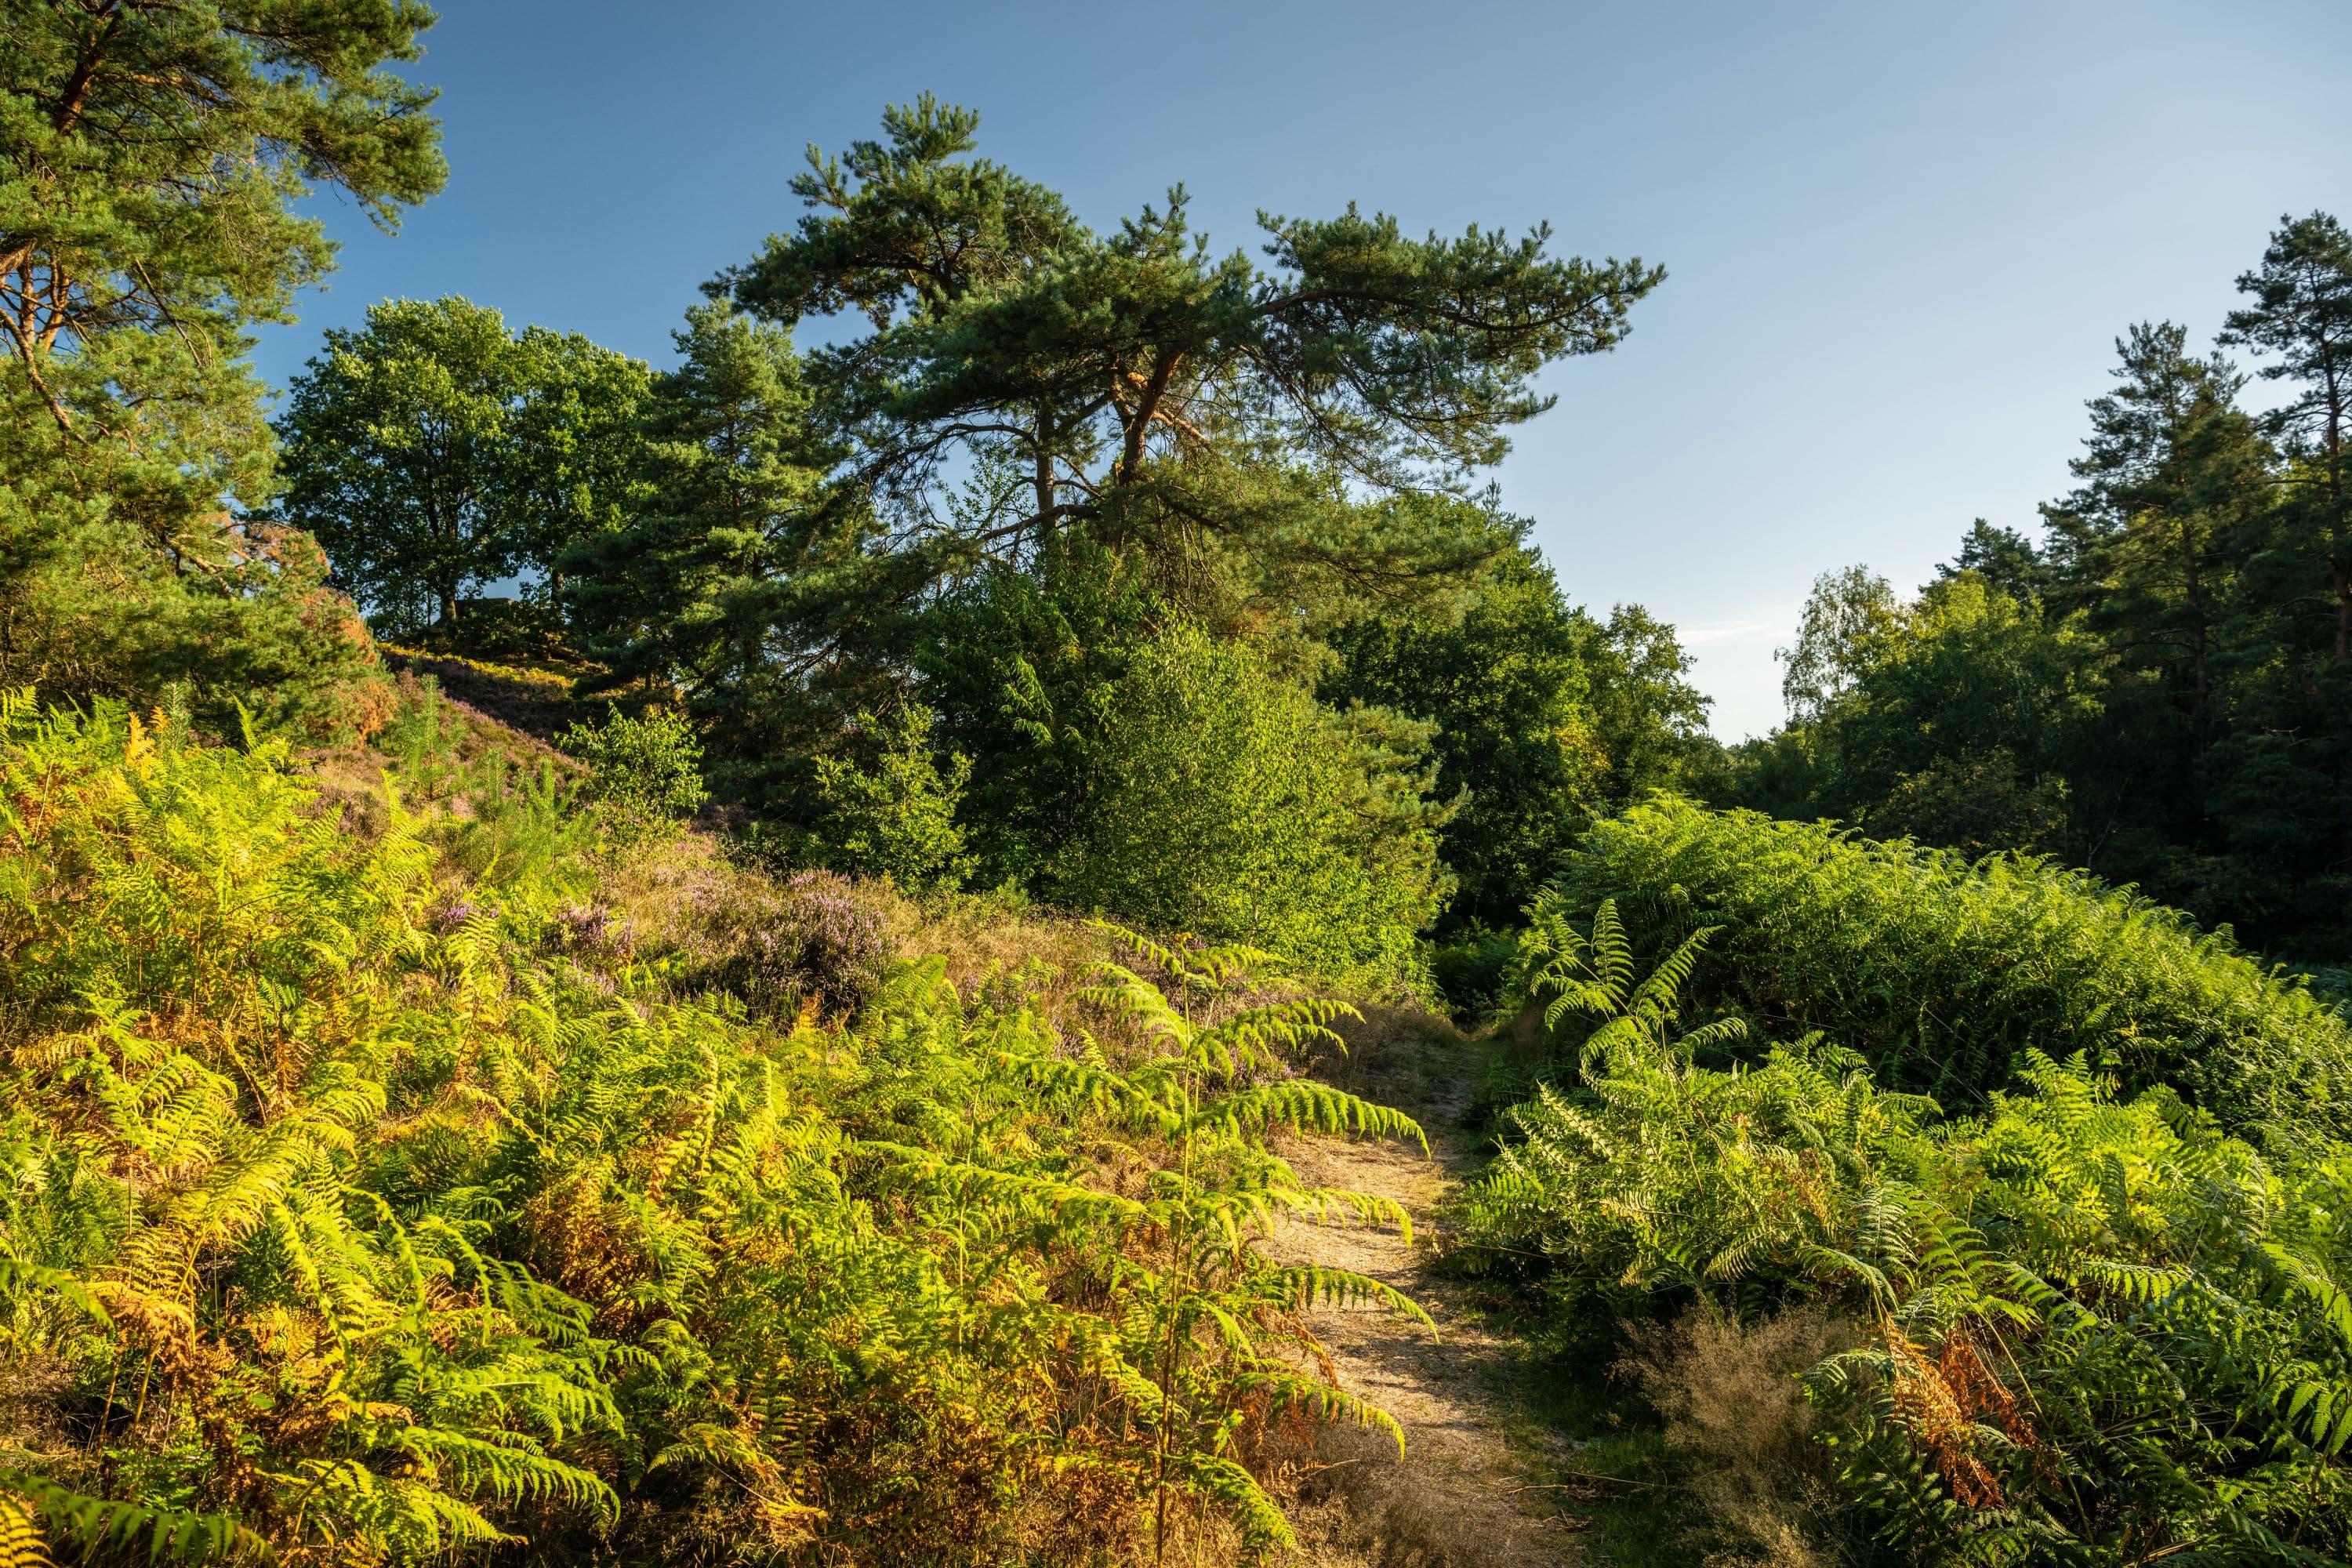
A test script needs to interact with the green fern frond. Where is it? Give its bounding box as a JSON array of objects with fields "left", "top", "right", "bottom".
[{"left": 0, "top": 1475, "right": 263, "bottom": 1565}]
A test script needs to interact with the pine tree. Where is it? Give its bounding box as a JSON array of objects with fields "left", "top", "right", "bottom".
[
  {"left": 2221, "top": 212, "right": 2352, "bottom": 883},
  {"left": 0, "top": 0, "right": 444, "bottom": 731},
  {"left": 2042, "top": 323, "right": 2268, "bottom": 763},
  {"left": 722, "top": 96, "right": 1662, "bottom": 634},
  {"left": 558, "top": 300, "right": 887, "bottom": 807}
]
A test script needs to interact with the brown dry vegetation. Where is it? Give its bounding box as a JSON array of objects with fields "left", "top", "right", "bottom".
[{"left": 1619, "top": 1308, "right": 1859, "bottom": 1568}]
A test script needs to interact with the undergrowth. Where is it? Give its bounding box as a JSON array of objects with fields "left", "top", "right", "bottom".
[
  {"left": 1452, "top": 895, "right": 2352, "bottom": 1565},
  {"left": 0, "top": 691, "right": 1434, "bottom": 1566}
]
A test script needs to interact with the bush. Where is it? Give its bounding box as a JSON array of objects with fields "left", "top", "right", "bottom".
[
  {"left": 1430, "top": 924, "right": 1520, "bottom": 1018},
  {"left": 1554, "top": 797, "right": 2352, "bottom": 1140},
  {"left": 1055, "top": 625, "right": 1450, "bottom": 985},
  {"left": 558, "top": 702, "right": 709, "bottom": 845},
  {"left": 438, "top": 752, "right": 592, "bottom": 891},
  {"left": 677, "top": 866, "right": 899, "bottom": 1019},
  {"left": 0, "top": 501, "right": 394, "bottom": 742},
  {"left": 809, "top": 703, "right": 975, "bottom": 891}
]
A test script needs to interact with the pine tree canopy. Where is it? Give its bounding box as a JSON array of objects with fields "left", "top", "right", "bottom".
[
  {"left": 1, "top": 0, "right": 446, "bottom": 735},
  {"left": 719, "top": 95, "right": 1664, "bottom": 623},
  {"left": 2, "top": 0, "right": 445, "bottom": 511}
]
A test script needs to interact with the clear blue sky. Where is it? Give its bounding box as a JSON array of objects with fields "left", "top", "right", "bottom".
[{"left": 253, "top": 0, "right": 2352, "bottom": 739}]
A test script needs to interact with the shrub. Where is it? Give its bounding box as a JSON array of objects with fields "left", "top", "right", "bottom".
[
  {"left": 0, "top": 501, "right": 395, "bottom": 743},
  {"left": 558, "top": 702, "right": 709, "bottom": 845},
  {"left": 380, "top": 670, "right": 459, "bottom": 797},
  {"left": 437, "top": 752, "right": 591, "bottom": 890},
  {"left": 1056, "top": 625, "right": 1450, "bottom": 985},
  {"left": 717, "top": 868, "right": 898, "bottom": 1018},
  {"left": 809, "top": 703, "right": 975, "bottom": 891},
  {"left": 1555, "top": 797, "right": 2352, "bottom": 1140},
  {"left": 1429, "top": 923, "right": 1520, "bottom": 1018}
]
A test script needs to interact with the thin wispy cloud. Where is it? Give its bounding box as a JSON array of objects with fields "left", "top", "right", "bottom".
[{"left": 1680, "top": 618, "right": 1785, "bottom": 645}]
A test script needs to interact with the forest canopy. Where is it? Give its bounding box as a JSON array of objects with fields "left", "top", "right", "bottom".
[{"left": 1731, "top": 216, "right": 2352, "bottom": 962}]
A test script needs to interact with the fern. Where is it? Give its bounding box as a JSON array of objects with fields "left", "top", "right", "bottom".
[
  {"left": 0, "top": 697, "right": 1441, "bottom": 1562},
  {"left": 0, "top": 1497, "right": 49, "bottom": 1568},
  {"left": 1459, "top": 894, "right": 2352, "bottom": 1559},
  {"left": 0, "top": 1476, "right": 261, "bottom": 1565}
]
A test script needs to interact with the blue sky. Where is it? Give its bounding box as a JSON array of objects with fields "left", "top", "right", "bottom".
[{"left": 255, "top": 0, "right": 2352, "bottom": 739}]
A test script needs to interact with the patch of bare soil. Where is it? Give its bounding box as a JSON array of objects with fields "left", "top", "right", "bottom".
[{"left": 1261, "top": 1005, "right": 1586, "bottom": 1568}]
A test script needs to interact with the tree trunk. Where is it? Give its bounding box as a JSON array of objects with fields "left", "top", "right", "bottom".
[
  {"left": 1033, "top": 407, "right": 1054, "bottom": 544},
  {"left": 2185, "top": 521, "right": 2212, "bottom": 757}
]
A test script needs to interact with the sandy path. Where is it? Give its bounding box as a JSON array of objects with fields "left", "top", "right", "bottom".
[{"left": 1259, "top": 1007, "right": 1585, "bottom": 1568}]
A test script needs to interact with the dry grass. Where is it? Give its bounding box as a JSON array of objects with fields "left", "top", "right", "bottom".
[{"left": 1619, "top": 1306, "right": 1860, "bottom": 1568}]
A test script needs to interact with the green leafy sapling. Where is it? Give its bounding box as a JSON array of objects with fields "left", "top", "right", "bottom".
[
  {"left": 559, "top": 705, "right": 710, "bottom": 847},
  {"left": 810, "top": 703, "right": 975, "bottom": 891}
]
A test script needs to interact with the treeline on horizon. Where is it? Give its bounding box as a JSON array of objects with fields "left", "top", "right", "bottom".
[{"left": 1738, "top": 234, "right": 2352, "bottom": 965}]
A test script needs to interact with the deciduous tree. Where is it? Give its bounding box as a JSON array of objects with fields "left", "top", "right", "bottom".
[{"left": 278, "top": 296, "right": 648, "bottom": 635}]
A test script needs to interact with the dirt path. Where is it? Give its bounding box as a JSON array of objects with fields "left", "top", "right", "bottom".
[{"left": 1261, "top": 1006, "right": 1587, "bottom": 1568}]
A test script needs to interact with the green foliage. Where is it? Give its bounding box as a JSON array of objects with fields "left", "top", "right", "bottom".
[
  {"left": 808, "top": 704, "right": 975, "bottom": 891},
  {"left": 278, "top": 296, "right": 652, "bottom": 636},
  {"left": 1058, "top": 625, "right": 1450, "bottom": 985},
  {"left": 0, "top": 0, "right": 441, "bottom": 735},
  {"left": 0, "top": 696, "right": 1429, "bottom": 1563},
  {"left": 438, "top": 752, "right": 591, "bottom": 892},
  {"left": 1551, "top": 797, "right": 2352, "bottom": 1140},
  {"left": 1582, "top": 604, "right": 1723, "bottom": 809},
  {"left": 557, "top": 299, "right": 884, "bottom": 806},
  {"left": 0, "top": 504, "right": 394, "bottom": 742},
  {"left": 557, "top": 704, "right": 708, "bottom": 846},
  {"left": 703, "top": 96, "right": 1657, "bottom": 731},
  {"left": 1865, "top": 747, "right": 2071, "bottom": 858},
  {"left": 380, "top": 672, "right": 459, "bottom": 796},
  {"left": 1428, "top": 924, "right": 1522, "bottom": 1017},
  {"left": 1454, "top": 902, "right": 2352, "bottom": 1563},
  {"left": 1936, "top": 517, "right": 2051, "bottom": 604},
  {"left": 1759, "top": 571, "right": 2104, "bottom": 856},
  {"left": 914, "top": 540, "right": 1159, "bottom": 888},
  {"left": 1458, "top": 906, "right": 1931, "bottom": 1305},
  {"left": 1737, "top": 216, "right": 2352, "bottom": 959},
  {"left": 1329, "top": 571, "right": 1722, "bottom": 935},
  {"left": 1777, "top": 564, "right": 1904, "bottom": 724}
]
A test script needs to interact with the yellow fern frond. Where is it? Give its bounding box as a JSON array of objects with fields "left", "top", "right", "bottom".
[{"left": 0, "top": 1497, "right": 52, "bottom": 1568}]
